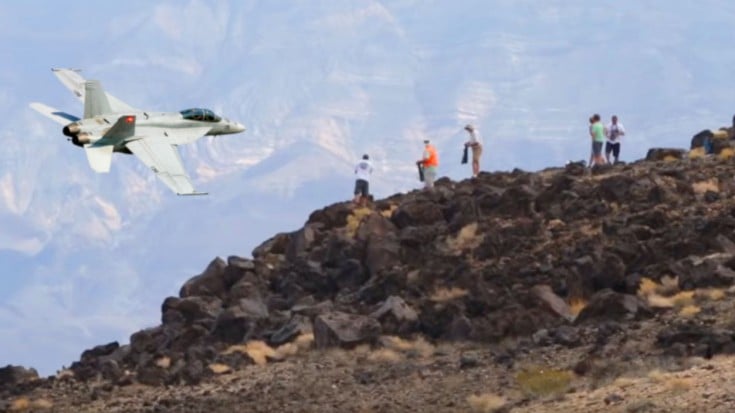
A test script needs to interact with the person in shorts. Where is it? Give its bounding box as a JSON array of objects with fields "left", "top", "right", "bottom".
[
  {"left": 464, "top": 124, "right": 483, "bottom": 178},
  {"left": 589, "top": 114, "right": 606, "bottom": 167},
  {"left": 353, "top": 154, "right": 373, "bottom": 206},
  {"left": 605, "top": 115, "right": 625, "bottom": 164}
]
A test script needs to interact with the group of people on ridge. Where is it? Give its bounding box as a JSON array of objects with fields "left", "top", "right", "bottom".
[
  {"left": 352, "top": 124, "right": 483, "bottom": 206},
  {"left": 588, "top": 114, "right": 626, "bottom": 167}
]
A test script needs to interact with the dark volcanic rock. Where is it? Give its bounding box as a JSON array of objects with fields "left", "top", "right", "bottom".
[
  {"left": 0, "top": 365, "right": 39, "bottom": 391},
  {"left": 314, "top": 311, "right": 381, "bottom": 348},
  {"left": 645, "top": 148, "right": 686, "bottom": 161},
  {"left": 54, "top": 147, "right": 735, "bottom": 391},
  {"left": 657, "top": 323, "right": 735, "bottom": 358},
  {"left": 179, "top": 257, "right": 227, "bottom": 299},
  {"left": 575, "top": 289, "right": 652, "bottom": 324}
]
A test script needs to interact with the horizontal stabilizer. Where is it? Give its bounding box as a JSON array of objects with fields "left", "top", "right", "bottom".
[
  {"left": 84, "top": 145, "right": 114, "bottom": 173},
  {"left": 29, "top": 102, "right": 80, "bottom": 125},
  {"left": 90, "top": 115, "right": 136, "bottom": 148}
]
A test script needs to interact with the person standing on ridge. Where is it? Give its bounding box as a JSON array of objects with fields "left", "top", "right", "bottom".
[
  {"left": 605, "top": 115, "right": 625, "bottom": 164},
  {"left": 417, "top": 139, "right": 439, "bottom": 190},
  {"left": 464, "top": 124, "right": 483, "bottom": 178},
  {"left": 589, "top": 114, "right": 607, "bottom": 167},
  {"left": 353, "top": 154, "right": 373, "bottom": 207}
]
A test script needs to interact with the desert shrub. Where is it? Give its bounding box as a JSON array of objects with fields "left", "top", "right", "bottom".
[
  {"left": 515, "top": 366, "right": 574, "bottom": 397},
  {"left": 688, "top": 147, "right": 706, "bottom": 159},
  {"left": 346, "top": 207, "right": 372, "bottom": 237},
  {"left": 719, "top": 147, "right": 735, "bottom": 160}
]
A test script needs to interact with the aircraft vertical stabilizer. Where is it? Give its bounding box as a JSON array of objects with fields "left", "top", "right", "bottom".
[
  {"left": 84, "top": 145, "right": 114, "bottom": 173},
  {"left": 84, "top": 81, "right": 112, "bottom": 118}
]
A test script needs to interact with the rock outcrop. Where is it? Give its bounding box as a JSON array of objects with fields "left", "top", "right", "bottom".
[{"left": 35, "top": 148, "right": 735, "bottom": 387}]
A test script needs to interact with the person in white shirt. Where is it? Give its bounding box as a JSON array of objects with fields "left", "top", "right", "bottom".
[
  {"left": 605, "top": 115, "right": 626, "bottom": 164},
  {"left": 353, "top": 154, "right": 373, "bottom": 206},
  {"left": 464, "top": 124, "right": 483, "bottom": 177}
]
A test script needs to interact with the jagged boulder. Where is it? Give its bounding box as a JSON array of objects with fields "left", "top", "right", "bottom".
[
  {"left": 370, "top": 295, "right": 419, "bottom": 334},
  {"left": 179, "top": 257, "right": 228, "bottom": 299},
  {"left": 645, "top": 148, "right": 686, "bottom": 161},
  {"left": 575, "top": 289, "right": 651, "bottom": 324},
  {"left": 0, "top": 365, "right": 39, "bottom": 392},
  {"left": 657, "top": 323, "right": 735, "bottom": 358},
  {"left": 313, "top": 311, "right": 381, "bottom": 348},
  {"left": 391, "top": 200, "right": 445, "bottom": 228}
]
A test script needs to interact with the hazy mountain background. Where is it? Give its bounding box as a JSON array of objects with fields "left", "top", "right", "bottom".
[{"left": 2, "top": 0, "right": 734, "bottom": 375}]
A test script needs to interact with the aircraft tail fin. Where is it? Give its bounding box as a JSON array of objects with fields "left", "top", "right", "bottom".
[
  {"left": 52, "top": 68, "right": 139, "bottom": 113},
  {"left": 84, "top": 80, "right": 113, "bottom": 118},
  {"left": 84, "top": 144, "right": 114, "bottom": 173}
]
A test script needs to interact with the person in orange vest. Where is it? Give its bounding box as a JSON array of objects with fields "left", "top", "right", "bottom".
[{"left": 417, "top": 139, "right": 439, "bottom": 190}]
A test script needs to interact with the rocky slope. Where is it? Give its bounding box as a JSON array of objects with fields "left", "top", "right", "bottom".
[{"left": 6, "top": 147, "right": 735, "bottom": 412}]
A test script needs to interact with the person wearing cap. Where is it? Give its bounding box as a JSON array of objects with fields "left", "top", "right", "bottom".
[
  {"left": 353, "top": 154, "right": 373, "bottom": 207},
  {"left": 418, "top": 139, "right": 439, "bottom": 190},
  {"left": 464, "top": 124, "right": 483, "bottom": 177}
]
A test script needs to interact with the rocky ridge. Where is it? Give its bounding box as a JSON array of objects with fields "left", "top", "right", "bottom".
[{"left": 6, "top": 147, "right": 735, "bottom": 411}]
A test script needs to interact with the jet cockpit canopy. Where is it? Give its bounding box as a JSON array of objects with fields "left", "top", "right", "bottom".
[{"left": 180, "top": 108, "right": 221, "bottom": 122}]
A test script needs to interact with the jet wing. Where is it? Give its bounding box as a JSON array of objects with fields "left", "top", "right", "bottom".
[
  {"left": 125, "top": 138, "right": 206, "bottom": 196},
  {"left": 29, "top": 102, "right": 80, "bottom": 125},
  {"left": 51, "top": 68, "right": 139, "bottom": 113}
]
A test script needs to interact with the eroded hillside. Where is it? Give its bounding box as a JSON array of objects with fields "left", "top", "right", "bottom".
[{"left": 5, "top": 148, "right": 735, "bottom": 412}]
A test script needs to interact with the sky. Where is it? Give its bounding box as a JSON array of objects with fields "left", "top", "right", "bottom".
[{"left": 1, "top": 0, "right": 735, "bottom": 375}]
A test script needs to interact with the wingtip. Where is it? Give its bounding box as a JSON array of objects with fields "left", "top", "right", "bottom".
[{"left": 177, "top": 191, "right": 209, "bottom": 196}]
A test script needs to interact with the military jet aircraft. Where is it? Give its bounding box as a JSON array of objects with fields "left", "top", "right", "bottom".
[{"left": 29, "top": 68, "right": 245, "bottom": 195}]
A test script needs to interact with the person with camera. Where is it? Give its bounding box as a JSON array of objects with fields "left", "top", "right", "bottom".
[{"left": 463, "top": 124, "right": 483, "bottom": 178}]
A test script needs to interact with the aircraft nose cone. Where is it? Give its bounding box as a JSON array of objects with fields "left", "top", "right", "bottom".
[{"left": 233, "top": 122, "right": 246, "bottom": 133}]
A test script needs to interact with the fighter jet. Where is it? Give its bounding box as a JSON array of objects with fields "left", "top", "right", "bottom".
[{"left": 29, "top": 68, "right": 245, "bottom": 195}]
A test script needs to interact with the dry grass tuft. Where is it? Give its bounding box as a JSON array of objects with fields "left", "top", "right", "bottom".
[
  {"left": 568, "top": 298, "right": 587, "bottom": 317},
  {"left": 31, "top": 399, "right": 54, "bottom": 410},
  {"left": 647, "top": 369, "right": 666, "bottom": 383},
  {"left": 663, "top": 155, "right": 679, "bottom": 162},
  {"left": 208, "top": 363, "right": 232, "bottom": 374},
  {"left": 467, "top": 393, "right": 507, "bottom": 413},
  {"left": 368, "top": 348, "right": 403, "bottom": 363},
  {"left": 430, "top": 287, "right": 469, "bottom": 302},
  {"left": 516, "top": 367, "right": 574, "bottom": 397},
  {"left": 294, "top": 333, "right": 315, "bottom": 350},
  {"left": 9, "top": 398, "right": 30, "bottom": 412},
  {"left": 719, "top": 147, "right": 735, "bottom": 160},
  {"left": 646, "top": 294, "right": 674, "bottom": 308},
  {"left": 659, "top": 275, "right": 680, "bottom": 294},
  {"left": 713, "top": 130, "right": 729, "bottom": 139},
  {"left": 274, "top": 342, "right": 300, "bottom": 359},
  {"left": 671, "top": 290, "right": 695, "bottom": 307},
  {"left": 346, "top": 207, "right": 372, "bottom": 237},
  {"left": 698, "top": 288, "right": 726, "bottom": 301},
  {"left": 612, "top": 377, "right": 637, "bottom": 389},
  {"left": 223, "top": 341, "right": 277, "bottom": 366},
  {"left": 446, "top": 222, "right": 484, "bottom": 253},
  {"left": 665, "top": 377, "right": 694, "bottom": 391},
  {"left": 638, "top": 277, "right": 660, "bottom": 296},
  {"left": 380, "top": 204, "right": 397, "bottom": 218},
  {"left": 679, "top": 305, "right": 701, "bottom": 317},
  {"left": 692, "top": 178, "right": 719, "bottom": 194},
  {"left": 688, "top": 147, "right": 706, "bottom": 159},
  {"left": 380, "top": 335, "right": 435, "bottom": 358},
  {"left": 155, "top": 356, "right": 171, "bottom": 369}
]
